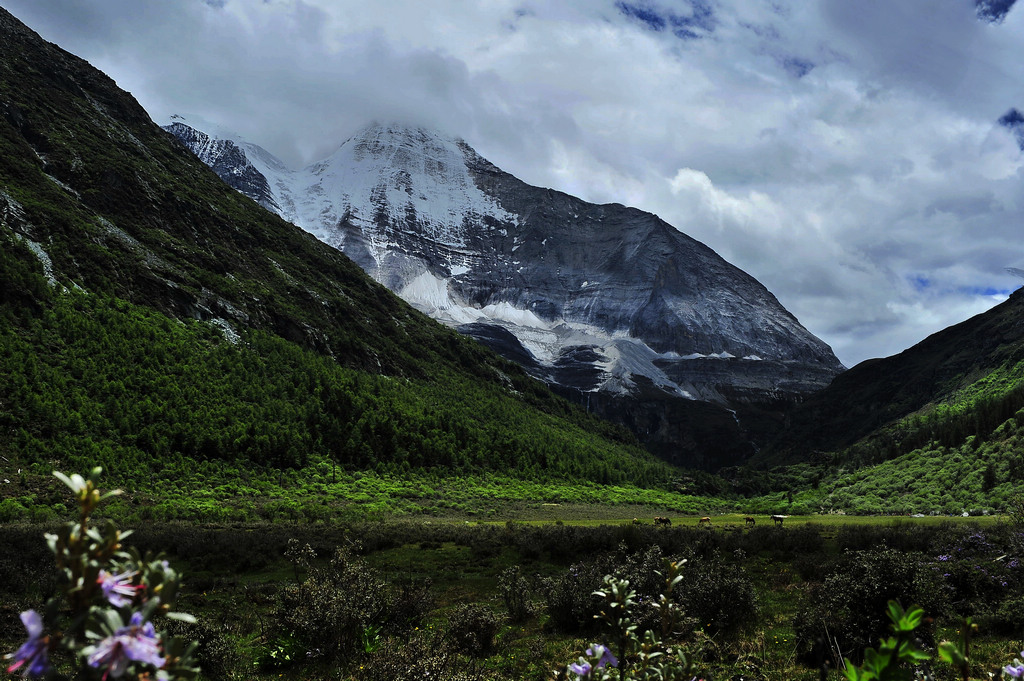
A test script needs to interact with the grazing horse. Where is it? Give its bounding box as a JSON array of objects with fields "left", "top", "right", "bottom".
[
  {"left": 698, "top": 516, "right": 712, "bottom": 527},
  {"left": 771, "top": 514, "right": 785, "bottom": 527},
  {"left": 654, "top": 516, "right": 672, "bottom": 526},
  {"left": 632, "top": 517, "right": 642, "bottom": 525},
  {"left": 745, "top": 516, "right": 756, "bottom": 527}
]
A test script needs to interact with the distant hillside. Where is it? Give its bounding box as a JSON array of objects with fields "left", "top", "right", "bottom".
[
  {"left": 756, "top": 287, "right": 1024, "bottom": 469},
  {"left": 0, "top": 6, "right": 673, "bottom": 492}
]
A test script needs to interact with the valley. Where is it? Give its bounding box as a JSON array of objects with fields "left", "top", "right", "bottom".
[
  {"left": 2, "top": 3, "right": 1024, "bottom": 680},
  {"left": 2, "top": 505, "right": 1020, "bottom": 680}
]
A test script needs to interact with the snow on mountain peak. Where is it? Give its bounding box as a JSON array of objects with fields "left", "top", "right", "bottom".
[
  {"left": 309, "top": 122, "right": 517, "bottom": 251},
  {"left": 167, "top": 119, "right": 518, "bottom": 270},
  {"left": 167, "top": 115, "right": 847, "bottom": 466}
]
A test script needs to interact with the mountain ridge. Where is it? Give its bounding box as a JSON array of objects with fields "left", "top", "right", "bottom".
[{"left": 756, "top": 285, "right": 1024, "bottom": 468}]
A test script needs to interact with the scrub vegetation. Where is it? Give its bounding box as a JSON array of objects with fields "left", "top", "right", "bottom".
[{"left": 4, "top": 497, "right": 1024, "bottom": 680}]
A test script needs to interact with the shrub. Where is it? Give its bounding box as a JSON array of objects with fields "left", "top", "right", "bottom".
[
  {"left": 542, "top": 554, "right": 616, "bottom": 632},
  {"left": 913, "top": 527, "right": 1024, "bottom": 621},
  {"left": 387, "top": 577, "right": 435, "bottom": 634},
  {"left": 793, "top": 547, "right": 945, "bottom": 666},
  {"left": 359, "top": 635, "right": 477, "bottom": 681},
  {"left": 676, "top": 552, "right": 759, "bottom": 637},
  {"left": 541, "top": 544, "right": 758, "bottom": 639},
  {"left": 983, "top": 594, "right": 1024, "bottom": 635},
  {"left": 558, "top": 561, "right": 695, "bottom": 680},
  {"left": 163, "top": 616, "right": 238, "bottom": 678},
  {"left": 498, "top": 565, "right": 537, "bottom": 623},
  {"left": 276, "top": 544, "right": 388, "bottom": 663},
  {"left": 253, "top": 631, "right": 305, "bottom": 671},
  {"left": 0, "top": 497, "right": 28, "bottom": 522},
  {"left": 778, "top": 523, "right": 825, "bottom": 555},
  {"left": 938, "top": 555, "right": 1015, "bottom": 615},
  {"left": 446, "top": 603, "right": 501, "bottom": 656},
  {"left": 542, "top": 545, "right": 663, "bottom": 633}
]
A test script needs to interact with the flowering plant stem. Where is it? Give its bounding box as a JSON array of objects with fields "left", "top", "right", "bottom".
[{"left": 4, "top": 467, "right": 200, "bottom": 680}]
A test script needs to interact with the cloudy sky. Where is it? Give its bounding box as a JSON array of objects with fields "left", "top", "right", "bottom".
[{"left": 6, "top": 0, "right": 1024, "bottom": 366}]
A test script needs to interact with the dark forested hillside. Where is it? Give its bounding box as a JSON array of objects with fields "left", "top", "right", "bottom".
[
  {"left": 757, "top": 287, "right": 1024, "bottom": 468},
  {"left": 0, "top": 6, "right": 674, "bottom": 490}
]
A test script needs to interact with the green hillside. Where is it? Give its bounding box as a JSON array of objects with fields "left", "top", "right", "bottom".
[
  {"left": 757, "top": 288, "right": 1024, "bottom": 469},
  {"left": 735, "top": 287, "right": 1024, "bottom": 515},
  {"left": 0, "top": 6, "right": 677, "bottom": 507}
]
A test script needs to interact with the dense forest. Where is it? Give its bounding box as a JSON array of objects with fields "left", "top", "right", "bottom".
[{"left": 0, "top": 235, "right": 682, "bottom": 514}]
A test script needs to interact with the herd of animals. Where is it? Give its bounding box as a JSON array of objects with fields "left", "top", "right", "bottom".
[{"left": 636, "top": 515, "right": 787, "bottom": 527}]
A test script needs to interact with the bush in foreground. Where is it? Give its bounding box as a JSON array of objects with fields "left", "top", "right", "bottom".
[{"left": 3, "top": 468, "right": 199, "bottom": 680}]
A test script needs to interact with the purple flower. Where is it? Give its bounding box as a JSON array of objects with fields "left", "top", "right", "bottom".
[
  {"left": 569, "top": 643, "right": 618, "bottom": 676},
  {"left": 586, "top": 644, "right": 618, "bottom": 669},
  {"left": 98, "top": 569, "right": 140, "bottom": 607},
  {"left": 1004, "top": 661, "right": 1024, "bottom": 678},
  {"left": 6, "top": 610, "right": 49, "bottom": 678},
  {"left": 569, "top": 661, "right": 592, "bottom": 676},
  {"left": 87, "top": 611, "right": 164, "bottom": 678}
]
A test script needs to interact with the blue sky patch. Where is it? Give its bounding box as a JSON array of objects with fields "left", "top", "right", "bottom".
[
  {"left": 615, "top": 2, "right": 667, "bottom": 31},
  {"left": 668, "top": 0, "right": 715, "bottom": 39},
  {"left": 975, "top": 0, "right": 1018, "bottom": 23},
  {"left": 999, "top": 108, "right": 1024, "bottom": 127},
  {"left": 911, "top": 275, "right": 1012, "bottom": 297},
  {"left": 998, "top": 108, "right": 1024, "bottom": 150},
  {"left": 782, "top": 57, "right": 814, "bottom": 78},
  {"left": 963, "top": 286, "right": 1012, "bottom": 296},
  {"left": 615, "top": 1, "right": 716, "bottom": 39}
]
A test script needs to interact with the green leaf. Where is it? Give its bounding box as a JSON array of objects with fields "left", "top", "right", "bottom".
[
  {"left": 843, "top": 659, "right": 871, "bottom": 681},
  {"left": 938, "top": 641, "right": 966, "bottom": 666},
  {"left": 900, "top": 606, "right": 923, "bottom": 631}
]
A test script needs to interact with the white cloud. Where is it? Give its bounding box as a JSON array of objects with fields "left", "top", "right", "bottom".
[{"left": 5, "top": 0, "right": 1024, "bottom": 366}]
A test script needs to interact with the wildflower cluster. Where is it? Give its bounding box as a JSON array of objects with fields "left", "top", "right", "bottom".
[
  {"left": 1005, "top": 652, "right": 1024, "bottom": 678},
  {"left": 568, "top": 644, "right": 617, "bottom": 677},
  {"left": 559, "top": 560, "right": 696, "bottom": 680},
  {"left": 4, "top": 468, "right": 199, "bottom": 680}
]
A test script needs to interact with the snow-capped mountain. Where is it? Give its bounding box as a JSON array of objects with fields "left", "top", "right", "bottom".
[{"left": 165, "top": 115, "right": 844, "bottom": 464}]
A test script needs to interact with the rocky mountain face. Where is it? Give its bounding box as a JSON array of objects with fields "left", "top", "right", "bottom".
[
  {"left": 166, "top": 117, "right": 845, "bottom": 468},
  {"left": 163, "top": 121, "right": 282, "bottom": 213}
]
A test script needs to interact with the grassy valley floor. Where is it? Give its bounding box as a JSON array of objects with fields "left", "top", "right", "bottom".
[{"left": 2, "top": 508, "right": 1022, "bottom": 681}]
